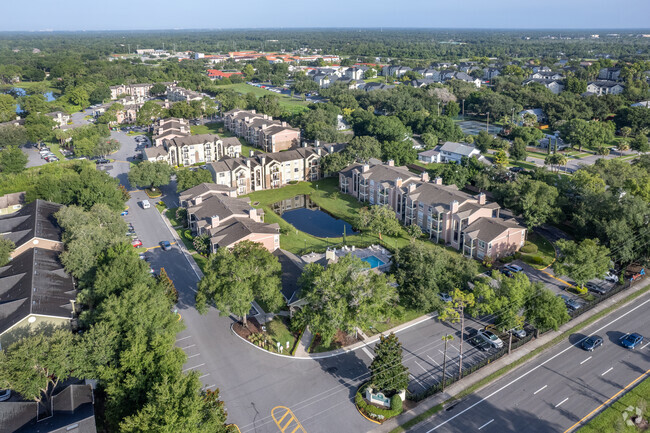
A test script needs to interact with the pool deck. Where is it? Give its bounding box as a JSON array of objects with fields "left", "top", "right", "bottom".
[{"left": 300, "top": 245, "right": 392, "bottom": 271}]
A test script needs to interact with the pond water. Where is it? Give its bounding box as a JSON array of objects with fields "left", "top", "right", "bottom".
[
  {"left": 4, "top": 87, "right": 58, "bottom": 113},
  {"left": 271, "top": 195, "right": 358, "bottom": 238}
]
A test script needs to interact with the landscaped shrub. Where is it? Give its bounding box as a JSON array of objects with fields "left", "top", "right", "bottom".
[
  {"left": 520, "top": 242, "right": 538, "bottom": 254},
  {"left": 390, "top": 394, "right": 403, "bottom": 412},
  {"left": 514, "top": 252, "right": 522, "bottom": 260},
  {"left": 531, "top": 255, "right": 544, "bottom": 264},
  {"left": 355, "top": 387, "right": 403, "bottom": 422},
  {"left": 500, "top": 255, "right": 515, "bottom": 264}
]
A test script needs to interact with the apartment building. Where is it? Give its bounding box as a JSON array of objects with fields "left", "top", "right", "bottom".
[
  {"left": 152, "top": 117, "right": 191, "bottom": 146},
  {"left": 166, "top": 85, "right": 204, "bottom": 102},
  {"left": 206, "top": 146, "right": 326, "bottom": 196},
  {"left": 109, "top": 83, "right": 155, "bottom": 100},
  {"left": 144, "top": 133, "right": 241, "bottom": 166},
  {"left": 181, "top": 183, "right": 279, "bottom": 253},
  {"left": 339, "top": 161, "right": 526, "bottom": 259},
  {"left": 223, "top": 109, "right": 300, "bottom": 152}
]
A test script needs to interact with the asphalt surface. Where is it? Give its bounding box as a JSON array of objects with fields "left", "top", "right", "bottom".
[{"left": 406, "top": 289, "right": 650, "bottom": 433}]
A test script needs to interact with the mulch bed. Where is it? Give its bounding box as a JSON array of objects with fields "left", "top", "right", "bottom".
[{"left": 232, "top": 317, "right": 263, "bottom": 340}]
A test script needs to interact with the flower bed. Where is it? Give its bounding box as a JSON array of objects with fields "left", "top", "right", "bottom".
[{"left": 355, "top": 383, "right": 403, "bottom": 423}]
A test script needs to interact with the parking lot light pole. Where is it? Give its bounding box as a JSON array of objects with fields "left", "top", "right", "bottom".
[{"left": 441, "top": 334, "right": 454, "bottom": 392}]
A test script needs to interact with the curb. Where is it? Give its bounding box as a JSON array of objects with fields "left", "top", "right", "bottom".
[{"left": 229, "top": 312, "right": 439, "bottom": 360}]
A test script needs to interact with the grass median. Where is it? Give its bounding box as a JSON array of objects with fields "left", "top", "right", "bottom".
[{"left": 390, "top": 281, "right": 650, "bottom": 433}]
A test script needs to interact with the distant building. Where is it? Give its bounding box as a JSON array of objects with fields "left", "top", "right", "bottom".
[
  {"left": 523, "top": 78, "right": 564, "bottom": 94},
  {"left": 586, "top": 81, "right": 625, "bottom": 96},
  {"left": 598, "top": 67, "right": 622, "bottom": 81},
  {"left": 223, "top": 109, "right": 300, "bottom": 152},
  {"left": 109, "top": 83, "right": 155, "bottom": 100}
]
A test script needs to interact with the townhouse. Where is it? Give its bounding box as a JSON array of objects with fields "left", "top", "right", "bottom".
[
  {"left": 339, "top": 161, "right": 526, "bottom": 259},
  {"left": 180, "top": 183, "right": 279, "bottom": 253},
  {"left": 206, "top": 146, "right": 326, "bottom": 196},
  {"left": 45, "top": 111, "right": 71, "bottom": 128},
  {"left": 523, "top": 78, "right": 564, "bottom": 94},
  {"left": 223, "top": 109, "right": 300, "bottom": 152}
]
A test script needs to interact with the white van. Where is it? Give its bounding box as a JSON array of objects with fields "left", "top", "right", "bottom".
[{"left": 141, "top": 200, "right": 151, "bottom": 209}]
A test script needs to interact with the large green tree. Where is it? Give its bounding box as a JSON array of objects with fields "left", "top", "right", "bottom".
[
  {"left": 357, "top": 205, "right": 402, "bottom": 239},
  {"left": 524, "top": 285, "right": 570, "bottom": 332},
  {"left": 553, "top": 238, "right": 611, "bottom": 292},
  {"left": 136, "top": 101, "right": 167, "bottom": 126},
  {"left": 0, "top": 146, "right": 28, "bottom": 174},
  {"left": 495, "top": 178, "right": 561, "bottom": 229},
  {"left": 0, "top": 124, "right": 28, "bottom": 147},
  {"left": 0, "top": 94, "right": 17, "bottom": 122},
  {"left": 196, "top": 241, "right": 284, "bottom": 324},
  {"left": 176, "top": 167, "right": 213, "bottom": 192},
  {"left": 299, "top": 255, "right": 397, "bottom": 345},
  {"left": 369, "top": 333, "right": 409, "bottom": 394},
  {"left": 128, "top": 161, "right": 173, "bottom": 191},
  {"left": 24, "top": 112, "right": 56, "bottom": 143},
  {"left": 0, "top": 235, "right": 15, "bottom": 266}
]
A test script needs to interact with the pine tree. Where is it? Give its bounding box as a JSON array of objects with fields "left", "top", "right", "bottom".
[
  {"left": 158, "top": 267, "right": 178, "bottom": 304},
  {"left": 369, "top": 333, "right": 409, "bottom": 394}
]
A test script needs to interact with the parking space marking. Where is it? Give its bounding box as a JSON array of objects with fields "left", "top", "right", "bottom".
[
  {"left": 187, "top": 353, "right": 201, "bottom": 359},
  {"left": 176, "top": 335, "right": 191, "bottom": 342},
  {"left": 478, "top": 419, "right": 494, "bottom": 430},
  {"left": 533, "top": 385, "right": 547, "bottom": 395},
  {"left": 198, "top": 373, "right": 210, "bottom": 379},
  {"left": 180, "top": 344, "right": 195, "bottom": 350},
  {"left": 555, "top": 397, "right": 569, "bottom": 408},
  {"left": 427, "top": 355, "right": 441, "bottom": 367},
  {"left": 182, "top": 363, "right": 205, "bottom": 372},
  {"left": 361, "top": 347, "right": 375, "bottom": 360},
  {"left": 415, "top": 360, "right": 440, "bottom": 384},
  {"left": 409, "top": 374, "right": 427, "bottom": 390},
  {"left": 641, "top": 342, "right": 650, "bottom": 350},
  {"left": 580, "top": 356, "right": 592, "bottom": 365},
  {"left": 601, "top": 367, "right": 613, "bottom": 376}
]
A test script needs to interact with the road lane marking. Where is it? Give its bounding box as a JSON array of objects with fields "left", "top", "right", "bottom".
[
  {"left": 564, "top": 368, "right": 650, "bottom": 432},
  {"left": 180, "top": 344, "right": 195, "bottom": 350},
  {"left": 601, "top": 367, "right": 613, "bottom": 376},
  {"left": 176, "top": 335, "right": 191, "bottom": 341},
  {"left": 271, "top": 406, "right": 306, "bottom": 433},
  {"left": 182, "top": 363, "right": 205, "bottom": 372},
  {"left": 361, "top": 347, "right": 375, "bottom": 360},
  {"left": 580, "top": 356, "right": 592, "bottom": 365},
  {"left": 424, "top": 295, "right": 650, "bottom": 432},
  {"left": 533, "top": 385, "right": 547, "bottom": 395},
  {"left": 409, "top": 374, "right": 427, "bottom": 390},
  {"left": 478, "top": 419, "right": 494, "bottom": 430},
  {"left": 555, "top": 398, "right": 569, "bottom": 408}
]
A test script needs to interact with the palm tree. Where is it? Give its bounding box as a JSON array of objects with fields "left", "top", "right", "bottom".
[{"left": 555, "top": 154, "right": 568, "bottom": 172}]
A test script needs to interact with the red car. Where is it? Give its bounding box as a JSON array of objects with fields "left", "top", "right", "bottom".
[{"left": 132, "top": 239, "right": 143, "bottom": 248}]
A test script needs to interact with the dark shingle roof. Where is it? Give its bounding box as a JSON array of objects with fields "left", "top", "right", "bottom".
[{"left": 0, "top": 200, "right": 63, "bottom": 248}]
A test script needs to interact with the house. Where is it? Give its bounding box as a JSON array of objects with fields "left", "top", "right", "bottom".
[
  {"left": 598, "top": 67, "right": 622, "bottom": 81},
  {"left": 523, "top": 78, "right": 564, "bottom": 94},
  {"left": 418, "top": 148, "right": 441, "bottom": 164},
  {"left": 362, "top": 82, "right": 395, "bottom": 92},
  {"left": 313, "top": 74, "right": 331, "bottom": 88},
  {"left": 338, "top": 161, "right": 526, "bottom": 259},
  {"left": 181, "top": 183, "right": 279, "bottom": 253},
  {"left": 207, "top": 70, "right": 243, "bottom": 80},
  {"left": 438, "top": 141, "right": 481, "bottom": 163},
  {"left": 586, "top": 81, "right": 625, "bottom": 96},
  {"left": 518, "top": 108, "right": 546, "bottom": 125},
  {"left": 45, "top": 111, "right": 70, "bottom": 128},
  {"left": 206, "top": 146, "right": 327, "bottom": 196},
  {"left": 530, "top": 72, "right": 564, "bottom": 81},
  {"left": 382, "top": 66, "right": 412, "bottom": 78},
  {"left": 0, "top": 383, "right": 96, "bottom": 433},
  {"left": 538, "top": 133, "right": 569, "bottom": 151},
  {"left": 413, "top": 68, "right": 442, "bottom": 80},
  {"left": 483, "top": 67, "right": 501, "bottom": 80},
  {"left": 443, "top": 71, "right": 481, "bottom": 88},
  {"left": 152, "top": 117, "right": 191, "bottom": 147},
  {"left": 344, "top": 66, "right": 366, "bottom": 80},
  {"left": 222, "top": 109, "right": 300, "bottom": 152}
]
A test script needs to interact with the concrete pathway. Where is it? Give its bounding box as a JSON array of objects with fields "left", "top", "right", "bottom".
[{"left": 293, "top": 326, "right": 313, "bottom": 357}]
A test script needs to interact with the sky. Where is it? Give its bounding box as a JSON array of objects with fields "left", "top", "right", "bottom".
[{"left": 2, "top": 0, "right": 650, "bottom": 32}]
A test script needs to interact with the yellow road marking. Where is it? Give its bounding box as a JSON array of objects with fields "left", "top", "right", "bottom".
[
  {"left": 144, "top": 241, "right": 177, "bottom": 251},
  {"left": 227, "top": 425, "right": 241, "bottom": 433},
  {"left": 563, "top": 368, "right": 650, "bottom": 432},
  {"left": 271, "top": 406, "right": 306, "bottom": 433},
  {"left": 541, "top": 269, "right": 575, "bottom": 288}
]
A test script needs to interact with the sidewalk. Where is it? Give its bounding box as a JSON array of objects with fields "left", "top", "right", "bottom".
[
  {"left": 370, "top": 277, "right": 650, "bottom": 433},
  {"left": 294, "top": 327, "right": 314, "bottom": 357}
]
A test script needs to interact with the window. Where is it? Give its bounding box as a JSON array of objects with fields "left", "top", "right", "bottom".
[{"left": 478, "top": 240, "right": 486, "bottom": 249}]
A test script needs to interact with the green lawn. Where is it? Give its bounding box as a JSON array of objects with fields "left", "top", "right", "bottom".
[
  {"left": 266, "top": 317, "right": 296, "bottom": 354},
  {"left": 580, "top": 374, "right": 650, "bottom": 433},
  {"left": 518, "top": 232, "right": 555, "bottom": 269},
  {"left": 191, "top": 121, "right": 258, "bottom": 157},
  {"left": 165, "top": 207, "right": 183, "bottom": 227},
  {"left": 217, "top": 84, "right": 309, "bottom": 114},
  {"left": 363, "top": 306, "right": 425, "bottom": 335},
  {"left": 192, "top": 253, "right": 208, "bottom": 274},
  {"left": 245, "top": 178, "right": 412, "bottom": 255}
]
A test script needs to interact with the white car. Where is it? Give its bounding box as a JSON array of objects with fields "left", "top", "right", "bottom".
[
  {"left": 605, "top": 272, "right": 618, "bottom": 283},
  {"left": 510, "top": 328, "right": 526, "bottom": 338},
  {"left": 141, "top": 200, "right": 151, "bottom": 209},
  {"left": 477, "top": 329, "right": 504, "bottom": 349},
  {"left": 0, "top": 389, "right": 10, "bottom": 402},
  {"left": 438, "top": 292, "right": 452, "bottom": 303}
]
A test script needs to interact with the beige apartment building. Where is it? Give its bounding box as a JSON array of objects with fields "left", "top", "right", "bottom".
[
  {"left": 223, "top": 109, "right": 300, "bottom": 152},
  {"left": 339, "top": 161, "right": 526, "bottom": 260}
]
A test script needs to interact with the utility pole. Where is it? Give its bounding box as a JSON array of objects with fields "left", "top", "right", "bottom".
[
  {"left": 462, "top": 99, "right": 465, "bottom": 118},
  {"left": 486, "top": 112, "right": 490, "bottom": 133},
  {"left": 127, "top": 44, "right": 130, "bottom": 55},
  {"left": 437, "top": 101, "right": 440, "bottom": 117},
  {"left": 511, "top": 107, "right": 515, "bottom": 125},
  {"left": 441, "top": 334, "right": 454, "bottom": 392}
]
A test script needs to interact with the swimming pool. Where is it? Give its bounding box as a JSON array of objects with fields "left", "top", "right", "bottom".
[{"left": 361, "top": 255, "right": 386, "bottom": 269}]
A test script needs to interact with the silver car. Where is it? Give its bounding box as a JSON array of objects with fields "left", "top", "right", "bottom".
[{"left": 477, "top": 329, "right": 504, "bottom": 349}]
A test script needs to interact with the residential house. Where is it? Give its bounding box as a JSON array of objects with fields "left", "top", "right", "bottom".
[
  {"left": 206, "top": 146, "right": 327, "bottom": 196},
  {"left": 530, "top": 71, "right": 564, "bottom": 81},
  {"left": 443, "top": 71, "right": 481, "bottom": 88},
  {"left": 181, "top": 183, "right": 279, "bottom": 253},
  {"left": 598, "top": 67, "right": 622, "bottom": 81},
  {"left": 518, "top": 108, "right": 546, "bottom": 125},
  {"left": 418, "top": 148, "right": 441, "bottom": 163},
  {"left": 414, "top": 68, "right": 442, "bottom": 81},
  {"left": 338, "top": 161, "right": 526, "bottom": 259},
  {"left": 0, "top": 383, "right": 96, "bottom": 433},
  {"left": 523, "top": 78, "right": 564, "bottom": 94},
  {"left": 437, "top": 141, "right": 481, "bottom": 164},
  {"left": 344, "top": 66, "right": 366, "bottom": 80},
  {"left": 362, "top": 82, "right": 395, "bottom": 92},
  {"left": 483, "top": 67, "right": 501, "bottom": 80},
  {"left": 382, "top": 66, "right": 412, "bottom": 78},
  {"left": 45, "top": 111, "right": 70, "bottom": 128},
  {"left": 586, "top": 81, "right": 625, "bottom": 96}
]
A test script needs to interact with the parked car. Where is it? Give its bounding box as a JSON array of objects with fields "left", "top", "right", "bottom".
[
  {"left": 503, "top": 264, "right": 523, "bottom": 273},
  {"left": 0, "top": 389, "right": 10, "bottom": 402},
  {"left": 621, "top": 333, "right": 644, "bottom": 349},
  {"left": 585, "top": 282, "right": 607, "bottom": 295},
  {"left": 160, "top": 240, "right": 172, "bottom": 251},
  {"left": 120, "top": 210, "right": 129, "bottom": 216},
  {"left": 582, "top": 336, "right": 604, "bottom": 351},
  {"left": 558, "top": 294, "right": 582, "bottom": 311},
  {"left": 468, "top": 335, "right": 491, "bottom": 352},
  {"left": 95, "top": 158, "right": 110, "bottom": 164},
  {"left": 438, "top": 292, "right": 452, "bottom": 303},
  {"left": 509, "top": 166, "right": 525, "bottom": 173},
  {"left": 141, "top": 200, "right": 151, "bottom": 209},
  {"left": 510, "top": 328, "right": 527, "bottom": 339},
  {"left": 138, "top": 253, "right": 147, "bottom": 260},
  {"left": 605, "top": 272, "right": 619, "bottom": 283},
  {"left": 477, "top": 328, "right": 504, "bottom": 349},
  {"left": 132, "top": 239, "right": 143, "bottom": 248},
  {"left": 502, "top": 269, "right": 514, "bottom": 278}
]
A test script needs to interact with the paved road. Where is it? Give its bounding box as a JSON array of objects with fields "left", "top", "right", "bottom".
[{"left": 406, "top": 289, "right": 650, "bottom": 433}]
